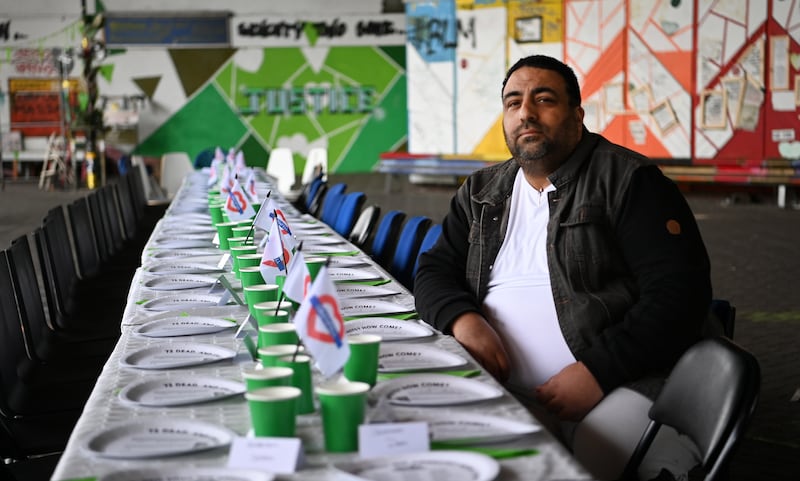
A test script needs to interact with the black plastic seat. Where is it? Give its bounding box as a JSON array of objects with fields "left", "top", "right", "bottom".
[
  {"left": 620, "top": 336, "right": 760, "bottom": 481},
  {"left": 348, "top": 204, "right": 381, "bottom": 250}
]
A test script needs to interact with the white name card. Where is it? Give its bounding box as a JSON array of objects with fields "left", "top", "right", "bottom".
[
  {"left": 227, "top": 436, "right": 303, "bottom": 474},
  {"left": 358, "top": 422, "right": 429, "bottom": 459}
]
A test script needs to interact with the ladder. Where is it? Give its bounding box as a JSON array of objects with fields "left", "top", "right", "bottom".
[{"left": 39, "top": 133, "right": 73, "bottom": 190}]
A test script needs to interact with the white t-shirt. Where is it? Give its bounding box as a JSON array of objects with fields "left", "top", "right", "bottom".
[{"left": 482, "top": 170, "right": 576, "bottom": 391}]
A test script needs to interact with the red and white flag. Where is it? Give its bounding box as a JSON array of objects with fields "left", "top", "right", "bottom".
[
  {"left": 293, "top": 265, "right": 350, "bottom": 377},
  {"left": 235, "top": 150, "right": 247, "bottom": 174},
  {"left": 224, "top": 181, "right": 256, "bottom": 222},
  {"left": 283, "top": 249, "right": 310, "bottom": 303},
  {"left": 259, "top": 218, "right": 292, "bottom": 284},
  {"left": 245, "top": 170, "right": 259, "bottom": 204}
]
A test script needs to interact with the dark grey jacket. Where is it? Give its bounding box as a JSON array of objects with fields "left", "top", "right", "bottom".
[{"left": 414, "top": 130, "right": 712, "bottom": 396}]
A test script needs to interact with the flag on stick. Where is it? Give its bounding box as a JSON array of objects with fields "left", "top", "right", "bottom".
[
  {"left": 293, "top": 264, "right": 350, "bottom": 377},
  {"left": 259, "top": 218, "right": 292, "bottom": 284},
  {"left": 224, "top": 181, "right": 256, "bottom": 222},
  {"left": 283, "top": 247, "right": 310, "bottom": 303}
]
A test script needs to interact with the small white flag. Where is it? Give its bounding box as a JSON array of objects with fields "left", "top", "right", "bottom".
[
  {"left": 293, "top": 265, "right": 350, "bottom": 377},
  {"left": 224, "top": 182, "right": 256, "bottom": 221},
  {"left": 259, "top": 218, "right": 292, "bottom": 284},
  {"left": 283, "top": 249, "right": 310, "bottom": 303}
]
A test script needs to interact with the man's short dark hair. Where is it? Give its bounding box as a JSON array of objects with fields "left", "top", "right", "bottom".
[{"left": 502, "top": 55, "right": 582, "bottom": 107}]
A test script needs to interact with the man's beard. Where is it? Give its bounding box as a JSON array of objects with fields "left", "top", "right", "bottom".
[{"left": 508, "top": 134, "right": 551, "bottom": 173}]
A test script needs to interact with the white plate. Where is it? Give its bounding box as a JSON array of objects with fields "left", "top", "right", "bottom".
[
  {"left": 118, "top": 376, "right": 246, "bottom": 407},
  {"left": 146, "top": 249, "right": 221, "bottom": 260},
  {"left": 326, "top": 256, "right": 372, "bottom": 268},
  {"left": 339, "top": 298, "right": 415, "bottom": 317},
  {"left": 143, "top": 274, "right": 218, "bottom": 291},
  {"left": 301, "top": 244, "right": 358, "bottom": 255},
  {"left": 159, "top": 225, "right": 217, "bottom": 235},
  {"left": 129, "top": 306, "right": 250, "bottom": 327},
  {"left": 133, "top": 316, "right": 237, "bottom": 337},
  {"left": 141, "top": 294, "right": 226, "bottom": 311},
  {"left": 345, "top": 318, "right": 434, "bottom": 341},
  {"left": 336, "top": 284, "right": 398, "bottom": 299},
  {"left": 144, "top": 263, "right": 224, "bottom": 275},
  {"left": 378, "top": 344, "right": 467, "bottom": 373},
  {"left": 371, "top": 373, "right": 503, "bottom": 406},
  {"left": 150, "top": 239, "right": 215, "bottom": 249},
  {"left": 334, "top": 450, "right": 499, "bottom": 481},
  {"left": 85, "top": 419, "right": 235, "bottom": 459},
  {"left": 120, "top": 342, "right": 237, "bottom": 370},
  {"left": 398, "top": 412, "right": 541, "bottom": 445},
  {"left": 291, "top": 224, "right": 331, "bottom": 234},
  {"left": 154, "top": 233, "right": 213, "bottom": 242},
  {"left": 99, "top": 468, "right": 274, "bottom": 481},
  {"left": 300, "top": 236, "right": 345, "bottom": 246},
  {"left": 329, "top": 267, "right": 384, "bottom": 283}
]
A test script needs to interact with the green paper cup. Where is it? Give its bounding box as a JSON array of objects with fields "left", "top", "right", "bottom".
[
  {"left": 245, "top": 386, "right": 301, "bottom": 437},
  {"left": 215, "top": 221, "right": 239, "bottom": 250},
  {"left": 305, "top": 256, "right": 328, "bottom": 281},
  {"left": 242, "top": 366, "right": 294, "bottom": 391},
  {"left": 227, "top": 236, "right": 253, "bottom": 249},
  {"left": 209, "top": 203, "right": 225, "bottom": 225},
  {"left": 258, "top": 322, "right": 299, "bottom": 347},
  {"left": 237, "top": 253, "right": 263, "bottom": 271},
  {"left": 232, "top": 225, "right": 253, "bottom": 238},
  {"left": 254, "top": 306, "right": 291, "bottom": 327},
  {"left": 276, "top": 354, "right": 315, "bottom": 415},
  {"left": 230, "top": 245, "right": 258, "bottom": 278},
  {"left": 316, "top": 381, "right": 370, "bottom": 452},
  {"left": 239, "top": 266, "right": 265, "bottom": 290},
  {"left": 343, "top": 334, "right": 381, "bottom": 387},
  {"left": 245, "top": 284, "right": 280, "bottom": 317},
  {"left": 259, "top": 344, "right": 304, "bottom": 368}
]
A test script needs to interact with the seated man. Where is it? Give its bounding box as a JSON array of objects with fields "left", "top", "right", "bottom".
[{"left": 414, "top": 54, "right": 714, "bottom": 480}]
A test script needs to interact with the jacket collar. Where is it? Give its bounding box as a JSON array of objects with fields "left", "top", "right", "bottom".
[{"left": 549, "top": 127, "right": 600, "bottom": 189}]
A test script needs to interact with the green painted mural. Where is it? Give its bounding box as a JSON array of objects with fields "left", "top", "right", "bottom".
[{"left": 134, "top": 46, "right": 407, "bottom": 174}]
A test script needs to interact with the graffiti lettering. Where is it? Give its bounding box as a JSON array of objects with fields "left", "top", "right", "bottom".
[
  {"left": 240, "top": 86, "right": 375, "bottom": 116},
  {"left": 408, "top": 16, "right": 476, "bottom": 56},
  {"left": 0, "top": 20, "right": 9, "bottom": 41},
  {"left": 237, "top": 20, "right": 305, "bottom": 39},
  {"left": 356, "top": 20, "right": 399, "bottom": 37},
  {"left": 308, "top": 19, "right": 346, "bottom": 39},
  {"left": 12, "top": 48, "right": 59, "bottom": 77}
]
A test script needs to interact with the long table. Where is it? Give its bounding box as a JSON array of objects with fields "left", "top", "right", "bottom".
[{"left": 51, "top": 170, "right": 591, "bottom": 481}]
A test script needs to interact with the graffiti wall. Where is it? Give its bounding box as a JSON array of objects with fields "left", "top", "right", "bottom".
[{"left": 2, "top": 0, "right": 799, "bottom": 174}]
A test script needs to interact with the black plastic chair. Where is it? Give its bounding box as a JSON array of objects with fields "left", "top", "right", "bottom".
[
  {"left": 332, "top": 192, "right": 366, "bottom": 237},
  {"left": 710, "top": 299, "right": 736, "bottom": 338},
  {"left": 348, "top": 204, "right": 381, "bottom": 250},
  {"left": 307, "top": 182, "right": 328, "bottom": 218},
  {"left": 620, "top": 336, "right": 760, "bottom": 481},
  {"left": 370, "top": 210, "right": 406, "bottom": 268},
  {"left": 389, "top": 215, "right": 432, "bottom": 289}
]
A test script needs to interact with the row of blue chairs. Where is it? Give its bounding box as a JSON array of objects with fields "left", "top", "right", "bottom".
[{"left": 296, "top": 177, "right": 442, "bottom": 290}]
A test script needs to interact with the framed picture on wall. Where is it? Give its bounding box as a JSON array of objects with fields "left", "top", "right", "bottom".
[
  {"left": 515, "top": 16, "right": 543, "bottom": 43},
  {"left": 650, "top": 99, "right": 679, "bottom": 135},
  {"left": 603, "top": 83, "right": 626, "bottom": 115},
  {"left": 629, "top": 86, "right": 653, "bottom": 113},
  {"left": 700, "top": 89, "right": 727, "bottom": 129},
  {"left": 795, "top": 75, "right": 800, "bottom": 106},
  {"left": 769, "top": 35, "right": 790, "bottom": 91},
  {"left": 722, "top": 77, "right": 745, "bottom": 128}
]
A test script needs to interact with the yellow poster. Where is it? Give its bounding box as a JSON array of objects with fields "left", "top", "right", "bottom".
[{"left": 507, "top": 0, "right": 563, "bottom": 44}]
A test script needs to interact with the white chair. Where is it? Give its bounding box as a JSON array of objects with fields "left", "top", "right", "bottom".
[
  {"left": 266, "top": 147, "right": 299, "bottom": 198},
  {"left": 159, "top": 151, "right": 193, "bottom": 199},
  {"left": 301, "top": 147, "right": 328, "bottom": 185}
]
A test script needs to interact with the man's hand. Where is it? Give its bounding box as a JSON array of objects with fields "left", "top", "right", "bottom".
[
  {"left": 535, "top": 362, "right": 603, "bottom": 421},
  {"left": 450, "top": 312, "right": 510, "bottom": 382}
]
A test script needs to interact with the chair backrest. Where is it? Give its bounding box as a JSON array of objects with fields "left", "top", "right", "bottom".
[
  {"left": 370, "top": 210, "right": 406, "bottom": 267},
  {"left": 159, "top": 151, "right": 193, "bottom": 198},
  {"left": 304, "top": 176, "right": 325, "bottom": 210},
  {"left": 301, "top": 147, "right": 328, "bottom": 185},
  {"left": 412, "top": 223, "right": 442, "bottom": 281},
  {"left": 37, "top": 212, "right": 80, "bottom": 328},
  {"left": 621, "top": 336, "right": 760, "bottom": 481},
  {"left": 307, "top": 181, "right": 328, "bottom": 218},
  {"left": 67, "top": 197, "right": 101, "bottom": 279},
  {"left": 332, "top": 192, "right": 366, "bottom": 237},
  {"left": 348, "top": 205, "right": 381, "bottom": 250},
  {"left": 7, "top": 236, "right": 59, "bottom": 363},
  {"left": 710, "top": 299, "right": 736, "bottom": 338},
  {"left": 87, "top": 190, "right": 114, "bottom": 262},
  {"left": 266, "top": 147, "right": 297, "bottom": 195},
  {"left": 390, "top": 216, "right": 432, "bottom": 289},
  {"left": 131, "top": 155, "right": 153, "bottom": 201},
  {"left": 116, "top": 177, "right": 139, "bottom": 240},
  {"left": 319, "top": 182, "right": 347, "bottom": 225},
  {"left": 0, "top": 249, "right": 33, "bottom": 407}
]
